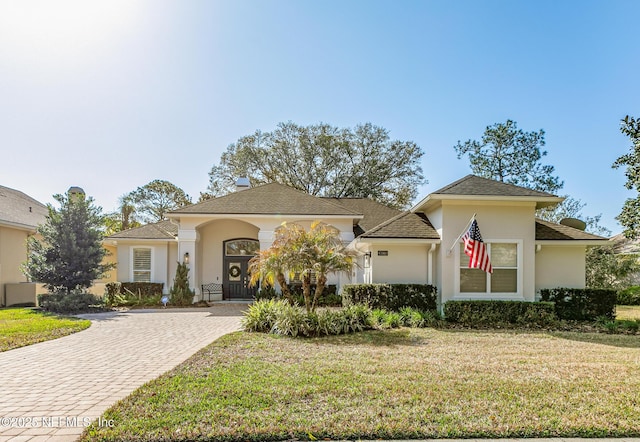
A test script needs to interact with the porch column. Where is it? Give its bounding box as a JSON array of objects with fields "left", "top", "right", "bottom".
[
  {"left": 340, "top": 231, "right": 356, "bottom": 289},
  {"left": 178, "top": 229, "right": 198, "bottom": 301},
  {"left": 258, "top": 230, "right": 274, "bottom": 251}
]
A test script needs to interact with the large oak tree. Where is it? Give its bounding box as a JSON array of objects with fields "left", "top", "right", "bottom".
[{"left": 204, "top": 121, "right": 425, "bottom": 210}]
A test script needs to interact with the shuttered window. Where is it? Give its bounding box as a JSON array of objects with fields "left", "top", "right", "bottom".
[{"left": 133, "top": 248, "right": 151, "bottom": 283}]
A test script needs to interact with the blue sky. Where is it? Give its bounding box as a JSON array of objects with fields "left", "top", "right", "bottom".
[{"left": 1, "top": 0, "right": 638, "bottom": 234}]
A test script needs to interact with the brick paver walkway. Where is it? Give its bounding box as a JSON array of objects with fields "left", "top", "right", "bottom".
[{"left": 0, "top": 305, "right": 245, "bottom": 442}]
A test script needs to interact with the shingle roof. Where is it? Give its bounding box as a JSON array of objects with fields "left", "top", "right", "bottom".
[
  {"left": 0, "top": 185, "right": 48, "bottom": 229},
  {"left": 535, "top": 218, "right": 607, "bottom": 241},
  {"left": 108, "top": 220, "right": 178, "bottom": 240},
  {"left": 359, "top": 211, "right": 440, "bottom": 240},
  {"left": 324, "top": 197, "right": 401, "bottom": 235},
  {"left": 171, "top": 183, "right": 360, "bottom": 216},
  {"left": 433, "top": 175, "right": 558, "bottom": 198}
]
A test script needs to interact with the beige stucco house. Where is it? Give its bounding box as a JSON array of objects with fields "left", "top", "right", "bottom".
[
  {"left": 0, "top": 185, "right": 48, "bottom": 306},
  {"left": 106, "top": 175, "right": 607, "bottom": 305}
]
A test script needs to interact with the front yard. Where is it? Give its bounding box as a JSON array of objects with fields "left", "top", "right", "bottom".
[
  {"left": 0, "top": 308, "right": 91, "bottom": 352},
  {"left": 83, "top": 328, "right": 640, "bottom": 441}
]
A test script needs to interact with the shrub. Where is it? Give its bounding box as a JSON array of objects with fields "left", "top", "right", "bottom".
[
  {"left": 38, "top": 291, "right": 104, "bottom": 314},
  {"left": 617, "top": 286, "right": 640, "bottom": 305},
  {"left": 170, "top": 262, "right": 195, "bottom": 306},
  {"left": 444, "top": 300, "right": 557, "bottom": 328},
  {"left": 289, "top": 284, "right": 341, "bottom": 307},
  {"left": 242, "top": 299, "right": 282, "bottom": 333},
  {"left": 120, "top": 282, "right": 164, "bottom": 298},
  {"left": 341, "top": 284, "right": 437, "bottom": 311},
  {"left": 618, "top": 319, "right": 640, "bottom": 333},
  {"left": 255, "top": 286, "right": 278, "bottom": 301},
  {"left": 399, "top": 306, "right": 426, "bottom": 328},
  {"left": 540, "top": 288, "right": 617, "bottom": 321},
  {"left": 242, "top": 300, "right": 374, "bottom": 337},
  {"left": 104, "top": 282, "right": 121, "bottom": 306}
]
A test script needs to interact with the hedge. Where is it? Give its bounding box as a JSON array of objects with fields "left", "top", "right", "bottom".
[
  {"left": 38, "top": 292, "right": 104, "bottom": 314},
  {"left": 255, "top": 285, "right": 341, "bottom": 307},
  {"left": 444, "top": 300, "right": 557, "bottom": 327},
  {"left": 341, "top": 284, "right": 438, "bottom": 311},
  {"left": 539, "top": 287, "right": 617, "bottom": 320}
]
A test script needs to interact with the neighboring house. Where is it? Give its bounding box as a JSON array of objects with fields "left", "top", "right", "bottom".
[
  {"left": 106, "top": 175, "right": 608, "bottom": 305},
  {"left": 0, "top": 185, "right": 47, "bottom": 306}
]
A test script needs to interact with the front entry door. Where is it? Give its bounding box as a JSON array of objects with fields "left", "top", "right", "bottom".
[
  {"left": 223, "top": 258, "right": 257, "bottom": 299},
  {"left": 222, "top": 238, "right": 260, "bottom": 300}
]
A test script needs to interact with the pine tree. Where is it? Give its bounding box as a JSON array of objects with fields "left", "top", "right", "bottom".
[{"left": 24, "top": 189, "right": 111, "bottom": 293}]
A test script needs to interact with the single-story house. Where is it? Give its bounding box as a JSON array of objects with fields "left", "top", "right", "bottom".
[
  {"left": 0, "top": 185, "right": 48, "bottom": 306},
  {"left": 105, "top": 175, "right": 607, "bottom": 305}
]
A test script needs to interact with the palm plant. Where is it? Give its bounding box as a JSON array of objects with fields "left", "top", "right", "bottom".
[{"left": 249, "top": 221, "right": 355, "bottom": 312}]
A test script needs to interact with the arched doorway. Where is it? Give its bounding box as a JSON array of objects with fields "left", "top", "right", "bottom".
[{"left": 223, "top": 238, "right": 260, "bottom": 299}]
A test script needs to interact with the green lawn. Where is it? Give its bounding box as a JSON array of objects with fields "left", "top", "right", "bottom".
[
  {"left": 0, "top": 308, "right": 91, "bottom": 352},
  {"left": 83, "top": 328, "right": 640, "bottom": 441},
  {"left": 618, "top": 305, "right": 640, "bottom": 320}
]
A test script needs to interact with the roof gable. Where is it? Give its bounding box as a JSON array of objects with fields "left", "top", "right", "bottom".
[
  {"left": 0, "top": 185, "right": 48, "bottom": 229},
  {"left": 413, "top": 175, "right": 563, "bottom": 212},
  {"left": 170, "top": 183, "right": 360, "bottom": 217},
  {"left": 107, "top": 220, "right": 178, "bottom": 240},
  {"left": 433, "top": 175, "right": 558, "bottom": 198}
]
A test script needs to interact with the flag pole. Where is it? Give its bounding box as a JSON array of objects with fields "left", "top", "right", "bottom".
[{"left": 447, "top": 213, "right": 476, "bottom": 256}]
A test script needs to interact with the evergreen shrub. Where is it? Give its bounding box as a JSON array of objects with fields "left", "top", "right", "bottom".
[
  {"left": 540, "top": 287, "right": 617, "bottom": 320},
  {"left": 38, "top": 291, "right": 104, "bottom": 314},
  {"left": 444, "top": 300, "right": 557, "bottom": 327},
  {"left": 341, "top": 283, "right": 437, "bottom": 311}
]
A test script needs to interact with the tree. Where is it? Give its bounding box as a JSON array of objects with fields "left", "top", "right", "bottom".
[
  {"left": 204, "top": 121, "right": 425, "bottom": 209},
  {"left": 613, "top": 115, "right": 640, "bottom": 239},
  {"left": 103, "top": 195, "right": 142, "bottom": 235},
  {"left": 170, "top": 261, "right": 194, "bottom": 306},
  {"left": 24, "top": 189, "right": 112, "bottom": 293},
  {"left": 248, "top": 245, "right": 294, "bottom": 304},
  {"left": 125, "top": 180, "right": 192, "bottom": 224},
  {"left": 454, "top": 119, "right": 563, "bottom": 193},
  {"left": 249, "top": 221, "right": 355, "bottom": 312},
  {"left": 585, "top": 246, "right": 639, "bottom": 289}
]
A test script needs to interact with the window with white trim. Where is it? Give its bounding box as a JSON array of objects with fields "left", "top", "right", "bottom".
[
  {"left": 459, "top": 242, "right": 519, "bottom": 294},
  {"left": 132, "top": 248, "right": 152, "bottom": 283}
]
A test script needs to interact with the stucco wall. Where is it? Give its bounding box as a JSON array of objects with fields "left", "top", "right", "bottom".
[
  {"left": 535, "top": 245, "right": 586, "bottom": 292},
  {"left": 97, "top": 244, "right": 118, "bottom": 283},
  {"left": 370, "top": 244, "right": 430, "bottom": 284},
  {"left": 0, "top": 226, "right": 30, "bottom": 306},
  {"left": 427, "top": 201, "right": 537, "bottom": 303}
]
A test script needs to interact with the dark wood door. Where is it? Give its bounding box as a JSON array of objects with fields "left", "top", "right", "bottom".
[{"left": 223, "top": 258, "right": 257, "bottom": 299}]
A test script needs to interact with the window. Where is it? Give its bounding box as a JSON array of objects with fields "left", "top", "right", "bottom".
[
  {"left": 132, "top": 248, "right": 151, "bottom": 283},
  {"left": 224, "top": 239, "right": 259, "bottom": 256},
  {"left": 459, "top": 242, "right": 520, "bottom": 295}
]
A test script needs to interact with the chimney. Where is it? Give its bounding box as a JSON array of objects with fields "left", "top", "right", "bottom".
[
  {"left": 235, "top": 177, "right": 250, "bottom": 192},
  {"left": 67, "top": 186, "right": 86, "bottom": 201}
]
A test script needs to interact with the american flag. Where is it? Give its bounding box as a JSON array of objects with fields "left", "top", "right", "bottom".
[{"left": 461, "top": 219, "right": 493, "bottom": 273}]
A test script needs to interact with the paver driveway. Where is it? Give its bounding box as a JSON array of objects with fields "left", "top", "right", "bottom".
[{"left": 0, "top": 305, "right": 245, "bottom": 442}]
